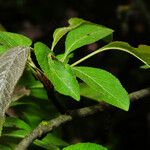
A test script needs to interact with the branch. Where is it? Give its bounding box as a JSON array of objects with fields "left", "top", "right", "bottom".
[
  {"left": 15, "top": 87, "right": 150, "bottom": 150},
  {"left": 129, "top": 87, "right": 150, "bottom": 101},
  {"left": 14, "top": 115, "right": 72, "bottom": 150}
]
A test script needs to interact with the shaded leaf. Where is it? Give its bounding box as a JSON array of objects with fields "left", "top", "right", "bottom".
[
  {"left": 18, "top": 68, "right": 48, "bottom": 99},
  {"left": 34, "top": 140, "right": 59, "bottom": 150},
  {"left": 39, "top": 133, "right": 68, "bottom": 147},
  {"left": 2, "top": 130, "right": 28, "bottom": 138},
  {"left": 64, "top": 23, "right": 113, "bottom": 60},
  {"left": 34, "top": 133, "right": 68, "bottom": 149},
  {"left": 63, "top": 143, "right": 108, "bottom": 150},
  {"left": 51, "top": 18, "right": 86, "bottom": 50},
  {"left": 0, "top": 47, "right": 30, "bottom": 135},
  {"left": 74, "top": 67, "right": 129, "bottom": 111},
  {"left": 4, "top": 117, "right": 31, "bottom": 131},
  {"left": 80, "top": 83, "right": 103, "bottom": 102},
  {"left": 0, "top": 144, "right": 12, "bottom": 150}
]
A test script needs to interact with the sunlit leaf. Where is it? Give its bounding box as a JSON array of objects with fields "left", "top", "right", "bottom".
[
  {"left": 74, "top": 67, "right": 129, "bottom": 111},
  {"left": 34, "top": 42, "right": 80, "bottom": 100},
  {"left": 64, "top": 23, "right": 113, "bottom": 60},
  {"left": 0, "top": 47, "right": 30, "bottom": 135}
]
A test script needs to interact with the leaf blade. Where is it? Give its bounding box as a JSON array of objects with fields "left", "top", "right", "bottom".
[
  {"left": 73, "top": 67, "right": 129, "bottom": 111},
  {"left": 64, "top": 23, "right": 113, "bottom": 59},
  {"left": 103, "top": 42, "right": 150, "bottom": 67},
  {"left": 47, "top": 58, "right": 80, "bottom": 101},
  {"left": 34, "top": 42, "right": 80, "bottom": 100},
  {"left": 0, "top": 31, "right": 32, "bottom": 55},
  {"left": 51, "top": 18, "right": 86, "bottom": 50}
]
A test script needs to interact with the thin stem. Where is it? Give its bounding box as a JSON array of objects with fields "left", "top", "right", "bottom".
[
  {"left": 71, "top": 48, "right": 104, "bottom": 67},
  {"left": 70, "top": 44, "right": 149, "bottom": 67}
]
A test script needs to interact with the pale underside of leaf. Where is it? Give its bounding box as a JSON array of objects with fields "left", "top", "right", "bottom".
[{"left": 0, "top": 47, "right": 30, "bottom": 134}]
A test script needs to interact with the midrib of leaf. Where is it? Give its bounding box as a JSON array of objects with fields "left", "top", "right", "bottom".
[
  {"left": 74, "top": 68, "right": 127, "bottom": 106},
  {"left": 49, "top": 61, "right": 78, "bottom": 99}
]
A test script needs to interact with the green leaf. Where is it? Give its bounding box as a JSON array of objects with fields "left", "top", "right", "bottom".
[
  {"left": 2, "top": 130, "right": 28, "bottom": 138},
  {"left": 80, "top": 83, "right": 103, "bottom": 102},
  {"left": 47, "top": 58, "right": 80, "bottom": 100},
  {"left": 0, "top": 47, "right": 30, "bottom": 135},
  {"left": 31, "top": 88, "right": 48, "bottom": 99},
  {"left": 0, "top": 145, "right": 12, "bottom": 150},
  {"left": 34, "top": 42, "right": 80, "bottom": 100},
  {"left": 73, "top": 67, "right": 129, "bottom": 111},
  {"left": 34, "top": 42, "right": 54, "bottom": 73},
  {"left": 64, "top": 23, "right": 113, "bottom": 60},
  {"left": 51, "top": 18, "right": 86, "bottom": 50},
  {"left": 0, "top": 31, "right": 32, "bottom": 55},
  {"left": 34, "top": 140, "right": 59, "bottom": 150},
  {"left": 40, "top": 133, "right": 68, "bottom": 147},
  {"left": 4, "top": 117, "right": 31, "bottom": 131},
  {"left": 56, "top": 53, "right": 74, "bottom": 64},
  {"left": 63, "top": 143, "right": 108, "bottom": 150},
  {"left": 34, "top": 133, "right": 68, "bottom": 149}
]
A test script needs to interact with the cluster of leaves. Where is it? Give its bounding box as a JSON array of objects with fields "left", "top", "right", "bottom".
[{"left": 0, "top": 18, "right": 150, "bottom": 149}]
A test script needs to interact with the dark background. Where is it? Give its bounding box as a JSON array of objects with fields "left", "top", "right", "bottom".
[{"left": 0, "top": 0, "right": 150, "bottom": 149}]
